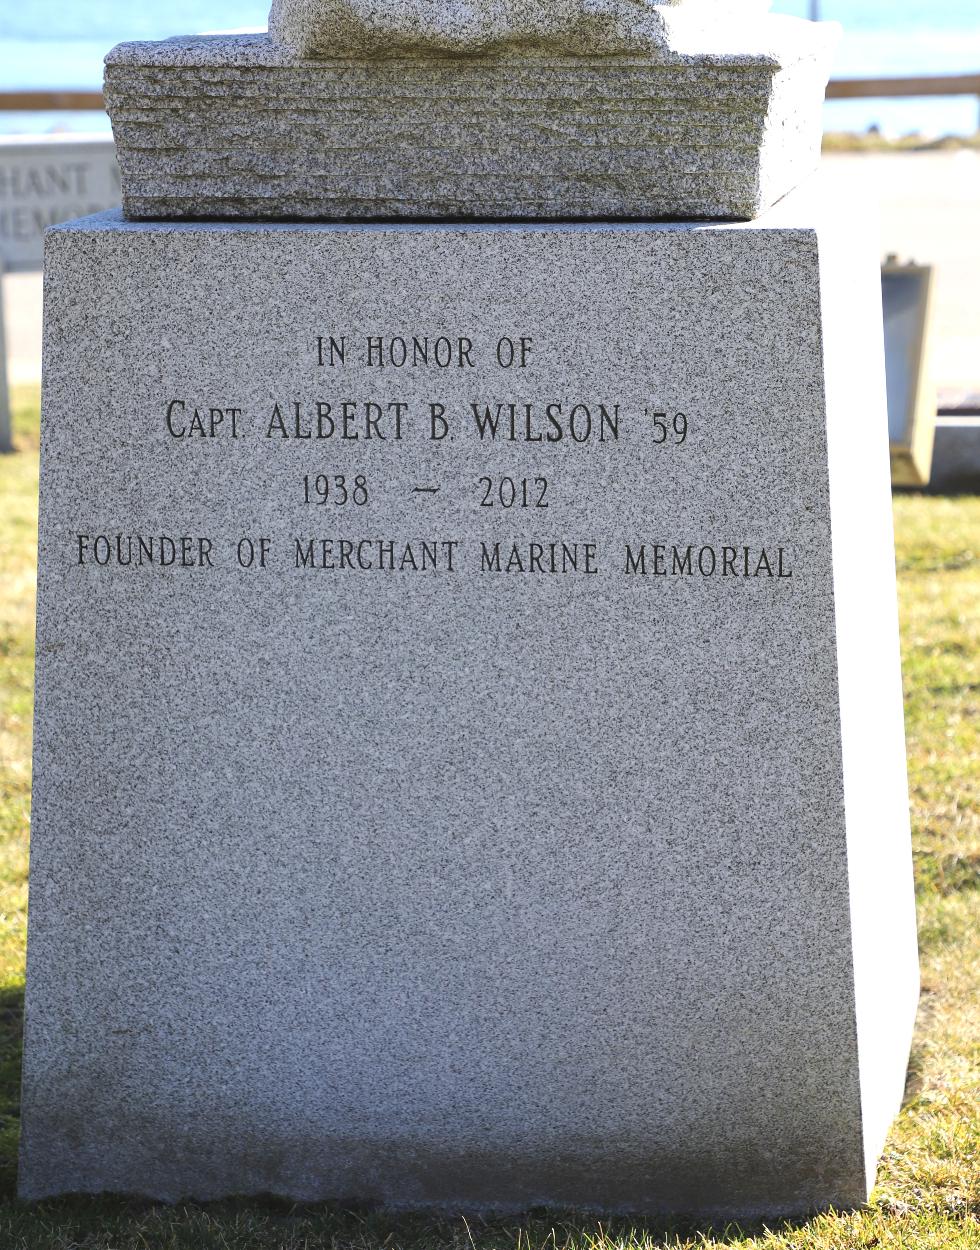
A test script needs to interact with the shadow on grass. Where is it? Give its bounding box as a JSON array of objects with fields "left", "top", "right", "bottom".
[
  {"left": 0, "top": 984, "right": 23, "bottom": 1200},
  {"left": 901, "top": 988, "right": 936, "bottom": 1109},
  {"left": 0, "top": 1194, "right": 843, "bottom": 1250}
]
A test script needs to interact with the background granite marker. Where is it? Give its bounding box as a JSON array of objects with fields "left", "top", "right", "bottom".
[
  {"left": 21, "top": 186, "right": 918, "bottom": 1213},
  {"left": 0, "top": 135, "right": 120, "bottom": 272}
]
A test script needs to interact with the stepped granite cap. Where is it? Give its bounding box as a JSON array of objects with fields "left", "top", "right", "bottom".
[{"left": 104, "top": 0, "right": 839, "bottom": 222}]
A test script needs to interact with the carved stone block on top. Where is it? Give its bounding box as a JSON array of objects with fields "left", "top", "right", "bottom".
[
  {"left": 103, "top": 1, "right": 838, "bottom": 222},
  {"left": 267, "top": 0, "right": 775, "bottom": 58}
]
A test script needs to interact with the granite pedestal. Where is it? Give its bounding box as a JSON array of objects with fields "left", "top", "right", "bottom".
[{"left": 21, "top": 188, "right": 918, "bottom": 1216}]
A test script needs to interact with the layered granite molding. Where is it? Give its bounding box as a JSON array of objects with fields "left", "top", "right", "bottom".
[{"left": 104, "top": 11, "right": 837, "bottom": 222}]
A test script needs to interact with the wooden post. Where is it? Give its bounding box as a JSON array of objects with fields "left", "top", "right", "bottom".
[{"left": 0, "top": 259, "right": 12, "bottom": 454}]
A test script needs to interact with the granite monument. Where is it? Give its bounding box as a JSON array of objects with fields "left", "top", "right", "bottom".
[{"left": 21, "top": 0, "right": 919, "bottom": 1219}]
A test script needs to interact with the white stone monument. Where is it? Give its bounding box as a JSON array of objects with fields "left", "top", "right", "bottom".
[
  {"left": 20, "top": 0, "right": 918, "bottom": 1218},
  {"left": 882, "top": 261, "right": 936, "bottom": 488}
]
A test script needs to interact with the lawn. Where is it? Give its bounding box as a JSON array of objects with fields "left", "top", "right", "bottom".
[{"left": 0, "top": 390, "right": 976, "bottom": 1249}]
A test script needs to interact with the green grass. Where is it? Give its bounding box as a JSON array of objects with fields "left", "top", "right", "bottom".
[
  {"left": 0, "top": 392, "right": 977, "bottom": 1248},
  {"left": 823, "top": 132, "right": 980, "bottom": 154},
  {"left": 0, "top": 388, "right": 37, "bottom": 1205}
]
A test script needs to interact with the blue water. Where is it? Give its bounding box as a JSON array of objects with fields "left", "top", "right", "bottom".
[{"left": 1, "top": 0, "right": 978, "bottom": 136}]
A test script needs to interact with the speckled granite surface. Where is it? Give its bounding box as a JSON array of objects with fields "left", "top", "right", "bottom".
[
  {"left": 103, "top": 13, "right": 836, "bottom": 221},
  {"left": 21, "top": 188, "right": 918, "bottom": 1213},
  {"left": 267, "top": 0, "right": 776, "bottom": 58}
]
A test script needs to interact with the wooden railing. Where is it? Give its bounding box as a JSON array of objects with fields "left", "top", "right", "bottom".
[
  {"left": 0, "top": 90, "right": 104, "bottom": 111},
  {"left": 826, "top": 73, "right": 980, "bottom": 101},
  {"left": 825, "top": 75, "right": 980, "bottom": 132}
]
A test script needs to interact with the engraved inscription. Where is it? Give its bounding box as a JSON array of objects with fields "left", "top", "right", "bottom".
[{"left": 73, "top": 330, "right": 797, "bottom": 585}]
